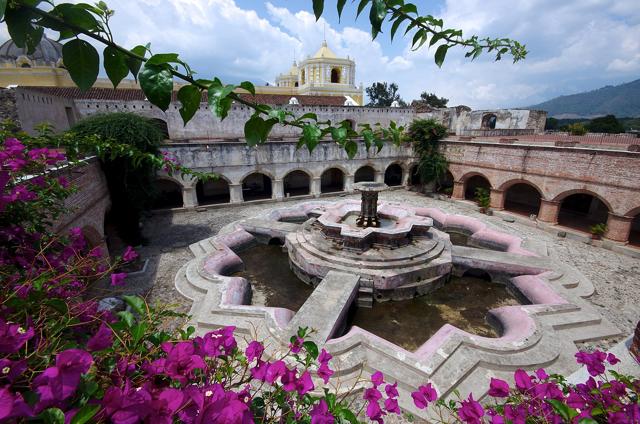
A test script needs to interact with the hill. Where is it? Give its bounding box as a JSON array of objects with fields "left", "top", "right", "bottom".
[{"left": 527, "top": 79, "right": 640, "bottom": 118}]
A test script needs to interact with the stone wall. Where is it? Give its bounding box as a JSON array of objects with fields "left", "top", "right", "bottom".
[
  {"left": 418, "top": 108, "right": 547, "bottom": 135},
  {"left": 12, "top": 87, "right": 79, "bottom": 134}
]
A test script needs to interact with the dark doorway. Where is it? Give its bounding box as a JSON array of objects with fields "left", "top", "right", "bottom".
[
  {"left": 384, "top": 164, "right": 403, "bottom": 186},
  {"left": 481, "top": 114, "right": 497, "bottom": 130},
  {"left": 464, "top": 175, "right": 491, "bottom": 200},
  {"left": 152, "top": 179, "right": 183, "bottom": 209},
  {"left": 321, "top": 168, "right": 344, "bottom": 193},
  {"left": 558, "top": 193, "right": 610, "bottom": 233},
  {"left": 196, "top": 179, "right": 230, "bottom": 205},
  {"left": 630, "top": 214, "right": 640, "bottom": 247},
  {"left": 410, "top": 165, "right": 420, "bottom": 186},
  {"left": 436, "top": 171, "right": 454, "bottom": 194},
  {"left": 283, "top": 170, "right": 310, "bottom": 197},
  {"left": 331, "top": 68, "right": 340, "bottom": 83},
  {"left": 354, "top": 166, "right": 375, "bottom": 183},
  {"left": 504, "top": 183, "right": 541, "bottom": 216},
  {"left": 242, "top": 173, "right": 272, "bottom": 201}
]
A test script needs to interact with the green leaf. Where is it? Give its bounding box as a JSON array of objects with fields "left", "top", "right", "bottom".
[
  {"left": 117, "top": 310, "right": 135, "bottom": 327},
  {"left": 0, "top": 0, "right": 7, "bottom": 21},
  {"left": 546, "top": 399, "right": 577, "bottom": 422},
  {"left": 5, "top": 7, "right": 43, "bottom": 54},
  {"left": 434, "top": 44, "right": 449, "bottom": 68},
  {"left": 312, "top": 0, "right": 324, "bottom": 20},
  {"left": 131, "top": 323, "right": 147, "bottom": 343},
  {"left": 298, "top": 113, "right": 318, "bottom": 121},
  {"left": 344, "top": 140, "right": 358, "bottom": 159},
  {"left": 208, "top": 80, "right": 237, "bottom": 120},
  {"left": 244, "top": 115, "right": 276, "bottom": 146},
  {"left": 303, "top": 340, "right": 319, "bottom": 359},
  {"left": 336, "top": 0, "right": 347, "bottom": 21},
  {"left": 146, "top": 53, "right": 180, "bottom": 65},
  {"left": 239, "top": 81, "right": 255, "bottom": 95},
  {"left": 70, "top": 404, "right": 101, "bottom": 424},
  {"left": 301, "top": 124, "right": 322, "bottom": 152},
  {"left": 139, "top": 63, "right": 173, "bottom": 111},
  {"left": 331, "top": 127, "right": 347, "bottom": 143},
  {"left": 356, "top": 0, "right": 369, "bottom": 19},
  {"left": 578, "top": 419, "right": 598, "bottom": 424},
  {"left": 45, "top": 299, "right": 68, "bottom": 314},
  {"left": 429, "top": 32, "right": 444, "bottom": 47},
  {"left": 122, "top": 295, "right": 146, "bottom": 315},
  {"left": 55, "top": 4, "right": 102, "bottom": 32},
  {"left": 390, "top": 16, "right": 405, "bottom": 42},
  {"left": 177, "top": 85, "right": 202, "bottom": 125},
  {"left": 268, "top": 109, "right": 287, "bottom": 123},
  {"left": 103, "top": 46, "right": 129, "bottom": 89},
  {"left": 126, "top": 45, "right": 147, "bottom": 81},
  {"left": 369, "top": 0, "right": 386, "bottom": 39},
  {"left": 62, "top": 39, "right": 99, "bottom": 92},
  {"left": 40, "top": 408, "right": 65, "bottom": 424}
]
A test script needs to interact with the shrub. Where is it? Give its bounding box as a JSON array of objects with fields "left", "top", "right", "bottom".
[
  {"left": 407, "top": 119, "right": 449, "bottom": 187},
  {"left": 475, "top": 187, "right": 491, "bottom": 209},
  {"left": 567, "top": 123, "right": 588, "bottom": 136},
  {"left": 590, "top": 223, "right": 608, "bottom": 236}
]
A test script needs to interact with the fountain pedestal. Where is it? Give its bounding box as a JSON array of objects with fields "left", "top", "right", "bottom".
[{"left": 353, "top": 182, "right": 388, "bottom": 228}]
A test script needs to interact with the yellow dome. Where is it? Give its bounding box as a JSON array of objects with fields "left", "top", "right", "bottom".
[{"left": 313, "top": 41, "right": 337, "bottom": 59}]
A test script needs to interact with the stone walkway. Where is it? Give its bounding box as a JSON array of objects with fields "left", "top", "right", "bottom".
[{"left": 137, "top": 190, "right": 640, "bottom": 348}]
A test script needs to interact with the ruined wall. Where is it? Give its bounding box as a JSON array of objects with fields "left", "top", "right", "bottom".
[
  {"left": 441, "top": 140, "right": 640, "bottom": 216},
  {"left": 417, "top": 108, "right": 547, "bottom": 135},
  {"left": 12, "top": 87, "right": 79, "bottom": 134}
]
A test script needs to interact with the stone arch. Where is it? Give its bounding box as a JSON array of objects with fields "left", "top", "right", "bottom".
[
  {"left": 461, "top": 172, "right": 492, "bottom": 200},
  {"left": 283, "top": 170, "right": 311, "bottom": 197},
  {"left": 384, "top": 163, "right": 403, "bottom": 186},
  {"left": 331, "top": 67, "right": 341, "bottom": 83},
  {"left": 555, "top": 190, "right": 611, "bottom": 233},
  {"left": 152, "top": 177, "right": 184, "bottom": 209},
  {"left": 436, "top": 170, "right": 455, "bottom": 194},
  {"left": 354, "top": 165, "right": 376, "bottom": 183},
  {"left": 344, "top": 119, "right": 356, "bottom": 130},
  {"left": 481, "top": 113, "right": 497, "bottom": 130},
  {"left": 197, "top": 176, "right": 230, "bottom": 205},
  {"left": 242, "top": 172, "right": 273, "bottom": 201},
  {"left": 321, "top": 167, "right": 344, "bottom": 193},
  {"left": 553, "top": 189, "right": 613, "bottom": 213},
  {"left": 502, "top": 181, "right": 542, "bottom": 216}
]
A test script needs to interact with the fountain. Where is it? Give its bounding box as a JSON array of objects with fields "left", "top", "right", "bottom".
[{"left": 353, "top": 182, "right": 387, "bottom": 228}]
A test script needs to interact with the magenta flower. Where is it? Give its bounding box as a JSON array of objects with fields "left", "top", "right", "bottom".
[
  {"left": 296, "top": 371, "right": 315, "bottom": 395},
  {"left": 0, "top": 387, "right": 32, "bottom": 421},
  {"left": 371, "top": 370, "right": 384, "bottom": 387},
  {"left": 385, "top": 382, "right": 399, "bottom": 398},
  {"left": 575, "top": 351, "right": 607, "bottom": 376},
  {"left": 245, "top": 341, "right": 264, "bottom": 362},
  {"left": 0, "top": 319, "right": 34, "bottom": 354},
  {"left": 155, "top": 341, "right": 207, "bottom": 385},
  {"left": 607, "top": 352, "right": 620, "bottom": 365},
  {"left": 195, "top": 326, "right": 237, "bottom": 357},
  {"left": 0, "top": 358, "right": 27, "bottom": 382},
  {"left": 535, "top": 368, "right": 549, "bottom": 380},
  {"left": 363, "top": 387, "right": 382, "bottom": 403},
  {"left": 33, "top": 349, "right": 93, "bottom": 409},
  {"left": 317, "top": 363, "right": 333, "bottom": 384},
  {"left": 289, "top": 336, "right": 303, "bottom": 354},
  {"left": 110, "top": 272, "right": 127, "bottom": 287},
  {"left": 310, "top": 399, "right": 334, "bottom": 424},
  {"left": 181, "top": 384, "right": 252, "bottom": 424},
  {"left": 514, "top": 369, "right": 533, "bottom": 392},
  {"left": 87, "top": 323, "right": 114, "bottom": 351},
  {"left": 148, "top": 388, "right": 186, "bottom": 424},
  {"left": 384, "top": 398, "right": 401, "bottom": 415},
  {"left": 458, "top": 393, "right": 485, "bottom": 423},
  {"left": 103, "top": 383, "right": 152, "bottom": 423},
  {"left": 122, "top": 246, "right": 138, "bottom": 262},
  {"left": 488, "top": 378, "right": 510, "bottom": 398},
  {"left": 411, "top": 383, "right": 438, "bottom": 409},
  {"left": 318, "top": 348, "right": 332, "bottom": 365},
  {"left": 366, "top": 399, "right": 385, "bottom": 423}
]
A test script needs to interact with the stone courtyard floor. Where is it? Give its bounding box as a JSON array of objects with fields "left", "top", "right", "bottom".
[{"left": 137, "top": 190, "right": 640, "bottom": 350}]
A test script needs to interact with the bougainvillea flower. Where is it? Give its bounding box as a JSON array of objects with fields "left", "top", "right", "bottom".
[
  {"left": 371, "top": 371, "right": 384, "bottom": 387},
  {"left": 385, "top": 382, "right": 399, "bottom": 398},
  {"left": 102, "top": 384, "right": 152, "bottom": 424},
  {"left": 363, "top": 387, "right": 382, "bottom": 403},
  {"left": 158, "top": 341, "right": 207, "bottom": 385},
  {"left": 289, "top": 336, "right": 303, "bottom": 354},
  {"left": 0, "top": 319, "right": 34, "bottom": 354},
  {"left": 514, "top": 369, "right": 534, "bottom": 392},
  {"left": 310, "top": 399, "right": 334, "bottom": 424},
  {"left": 0, "top": 388, "right": 32, "bottom": 421},
  {"left": 245, "top": 341, "right": 264, "bottom": 362},
  {"left": 366, "top": 399, "right": 385, "bottom": 423},
  {"left": 317, "top": 363, "right": 333, "bottom": 384},
  {"left": 122, "top": 246, "right": 138, "bottom": 262},
  {"left": 384, "top": 398, "right": 401, "bottom": 415},
  {"left": 87, "top": 323, "right": 114, "bottom": 351},
  {"left": 33, "top": 349, "right": 93, "bottom": 408},
  {"left": 195, "top": 326, "right": 237, "bottom": 357},
  {"left": 110, "top": 272, "right": 127, "bottom": 287},
  {"left": 575, "top": 351, "right": 607, "bottom": 376},
  {"left": 488, "top": 378, "right": 510, "bottom": 398},
  {"left": 457, "top": 393, "right": 485, "bottom": 423},
  {"left": 411, "top": 383, "right": 438, "bottom": 409},
  {"left": 0, "top": 358, "right": 27, "bottom": 383},
  {"left": 148, "top": 388, "right": 186, "bottom": 424}
]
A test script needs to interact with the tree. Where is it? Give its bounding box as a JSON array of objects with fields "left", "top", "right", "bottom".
[
  {"left": 566, "top": 122, "right": 587, "bottom": 135},
  {"left": 366, "top": 82, "right": 406, "bottom": 107},
  {"left": 413, "top": 92, "right": 449, "bottom": 109},
  {"left": 545, "top": 117, "right": 559, "bottom": 130},
  {"left": 587, "top": 115, "right": 624, "bottom": 134}
]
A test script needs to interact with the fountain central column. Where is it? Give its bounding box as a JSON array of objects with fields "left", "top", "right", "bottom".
[{"left": 353, "top": 182, "right": 388, "bottom": 228}]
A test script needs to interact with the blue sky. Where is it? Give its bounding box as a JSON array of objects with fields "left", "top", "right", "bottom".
[{"left": 2, "top": 0, "right": 638, "bottom": 108}]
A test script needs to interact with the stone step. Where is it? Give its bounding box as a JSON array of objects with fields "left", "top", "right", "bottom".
[
  {"left": 357, "top": 297, "right": 374, "bottom": 308},
  {"left": 359, "top": 286, "right": 374, "bottom": 294}
]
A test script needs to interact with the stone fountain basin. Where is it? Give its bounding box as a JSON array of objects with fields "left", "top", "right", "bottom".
[{"left": 315, "top": 200, "right": 433, "bottom": 250}]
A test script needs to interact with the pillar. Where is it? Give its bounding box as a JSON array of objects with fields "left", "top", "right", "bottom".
[
  {"left": 538, "top": 199, "right": 560, "bottom": 224},
  {"left": 452, "top": 181, "right": 465, "bottom": 200},
  {"left": 345, "top": 174, "right": 355, "bottom": 192},
  {"left": 273, "top": 179, "right": 284, "bottom": 200},
  {"left": 490, "top": 189, "right": 505, "bottom": 210},
  {"left": 604, "top": 213, "right": 632, "bottom": 243},
  {"left": 374, "top": 171, "right": 384, "bottom": 184},
  {"left": 183, "top": 186, "right": 198, "bottom": 208},
  {"left": 631, "top": 320, "right": 640, "bottom": 360},
  {"left": 311, "top": 177, "right": 322, "bottom": 197},
  {"left": 402, "top": 168, "right": 411, "bottom": 187},
  {"left": 229, "top": 184, "right": 243, "bottom": 203}
]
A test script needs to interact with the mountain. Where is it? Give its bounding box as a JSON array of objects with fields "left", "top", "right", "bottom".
[{"left": 526, "top": 79, "right": 640, "bottom": 118}]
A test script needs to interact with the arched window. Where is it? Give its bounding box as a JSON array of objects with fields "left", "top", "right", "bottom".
[
  {"left": 384, "top": 164, "right": 403, "bottom": 186},
  {"left": 294, "top": 82, "right": 299, "bottom": 87},
  {"left": 504, "top": 183, "right": 541, "bottom": 216},
  {"left": 354, "top": 166, "right": 375, "bottom": 183},
  {"left": 20, "top": 62, "right": 31, "bottom": 68},
  {"left": 321, "top": 168, "right": 344, "bottom": 193},
  {"left": 331, "top": 68, "right": 340, "bottom": 83},
  {"left": 283, "top": 170, "right": 310, "bottom": 197},
  {"left": 481, "top": 114, "right": 497, "bottom": 130},
  {"left": 152, "top": 179, "right": 183, "bottom": 209},
  {"left": 558, "top": 193, "right": 610, "bottom": 233},
  {"left": 242, "top": 173, "right": 272, "bottom": 201},
  {"left": 464, "top": 175, "right": 491, "bottom": 201},
  {"left": 630, "top": 213, "right": 640, "bottom": 247},
  {"left": 196, "top": 179, "right": 230, "bottom": 205}
]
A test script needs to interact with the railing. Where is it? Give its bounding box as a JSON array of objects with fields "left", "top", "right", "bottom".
[{"left": 463, "top": 132, "right": 640, "bottom": 147}]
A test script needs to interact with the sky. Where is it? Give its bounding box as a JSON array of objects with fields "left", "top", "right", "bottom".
[{"left": 2, "top": 0, "right": 639, "bottom": 108}]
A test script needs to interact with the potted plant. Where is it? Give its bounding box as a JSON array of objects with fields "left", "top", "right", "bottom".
[
  {"left": 475, "top": 187, "right": 491, "bottom": 214},
  {"left": 589, "top": 223, "right": 607, "bottom": 240}
]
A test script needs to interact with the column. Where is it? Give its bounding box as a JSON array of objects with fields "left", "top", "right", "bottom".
[
  {"left": 452, "top": 181, "right": 465, "bottom": 200},
  {"left": 345, "top": 174, "right": 355, "bottom": 192},
  {"left": 490, "top": 189, "right": 505, "bottom": 210},
  {"left": 374, "top": 171, "right": 384, "bottom": 184},
  {"left": 631, "top": 320, "right": 640, "bottom": 359},
  {"left": 311, "top": 177, "right": 322, "bottom": 197},
  {"left": 604, "top": 213, "right": 632, "bottom": 243},
  {"left": 538, "top": 199, "right": 560, "bottom": 224},
  {"left": 273, "top": 179, "right": 284, "bottom": 200},
  {"left": 402, "top": 168, "right": 411, "bottom": 187},
  {"left": 182, "top": 186, "right": 198, "bottom": 208},
  {"left": 229, "top": 184, "right": 243, "bottom": 203}
]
